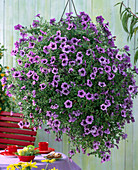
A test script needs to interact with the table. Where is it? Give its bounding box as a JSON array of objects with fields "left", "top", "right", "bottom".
[{"left": 0, "top": 152, "right": 81, "bottom": 170}]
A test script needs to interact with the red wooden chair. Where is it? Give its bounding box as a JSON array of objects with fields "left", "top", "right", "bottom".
[{"left": 0, "top": 111, "right": 37, "bottom": 149}]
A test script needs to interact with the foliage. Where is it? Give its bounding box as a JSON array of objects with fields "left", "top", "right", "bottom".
[
  {"left": 115, "top": 1, "right": 138, "bottom": 64},
  {"left": 0, "top": 44, "right": 11, "bottom": 111},
  {"left": 16, "top": 145, "right": 39, "bottom": 156},
  {"left": 3, "top": 12, "right": 138, "bottom": 163}
]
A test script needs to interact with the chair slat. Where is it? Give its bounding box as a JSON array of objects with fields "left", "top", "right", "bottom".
[
  {"left": 0, "top": 127, "right": 37, "bottom": 136},
  {"left": 0, "top": 133, "right": 35, "bottom": 141},
  {"left": 0, "top": 116, "right": 23, "bottom": 122},
  {"left": 0, "top": 138, "right": 34, "bottom": 146},
  {"left": 0, "top": 122, "right": 34, "bottom": 130},
  {"left": 0, "top": 111, "right": 23, "bottom": 117}
]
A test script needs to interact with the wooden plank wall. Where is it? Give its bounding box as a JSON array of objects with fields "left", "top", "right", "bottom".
[{"left": 0, "top": 0, "right": 137, "bottom": 170}]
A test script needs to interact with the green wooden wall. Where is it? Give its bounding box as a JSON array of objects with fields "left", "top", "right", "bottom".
[{"left": 0, "top": 0, "right": 137, "bottom": 170}]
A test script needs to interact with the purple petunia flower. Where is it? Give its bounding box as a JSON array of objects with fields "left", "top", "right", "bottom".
[
  {"left": 29, "top": 42, "right": 35, "bottom": 48},
  {"left": 12, "top": 71, "right": 21, "bottom": 78},
  {"left": 96, "top": 16, "right": 104, "bottom": 24},
  {"left": 98, "top": 68, "right": 103, "bottom": 74},
  {"left": 90, "top": 72, "right": 96, "bottom": 79},
  {"left": 53, "top": 75, "right": 60, "bottom": 82},
  {"left": 86, "top": 92, "right": 94, "bottom": 100},
  {"left": 112, "top": 65, "right": 118, "bottom": 73},
  {"left": 70, "top": 45, "right": 76, "bottom": 53},
  {"left": 77, "top": 90, "right": 86, "bottom": 98},
  {"left": 50, "top": 56, "right": 56, "bottom": 64},
  {"left": 34, "top": 55, "right": 40, "bottom": 63},
  {"left": 41, "top": 59, "right": 48, "bottom": 64},
  {"left": 32, "top": 73, "right": 39, "bottom": 81},
  {"left": 38, "top": 36, "right": 43, "bottom": 42},
  {"left": 68, "top": 68, "right": 74, "bottom": 73},
  {"left": 71, "top": 37, "right": 79, "bottom": 45},
  {"left": 32, "top": 20, "right": 39, "bottom": 27},
  {"left": 76, "top": 52, "right": 83, "bottom": 58},
  {"left": 108, "top": 73, "right": 115, "bottom": 80},
  {"left": 54, "top": 36, "right": 62, "bottom": 43},
  {"left": 100, "top": 104, "right": 107, "bottom": 111},
  {"left": 69, "top": 150, "right": 75, "bottom": 157},
  {"left": 26, "top": 70, "right": 34, "bottom": 78},
  {"left": 86, "top": 49, "right": 92, "bottom": 56},
  {"left": 17, "top": 59, "right": 22, "bottom": 65},
  {"left": 51, "top": 80, "right": 58, "bottom": 88},
  {"left": 62, "top": 45, "right": 71, "bottom": 53},
  {"left": 61, "top": 82, "right": 70, "bottom": 89},
  {"left": 64, "top": 100, "right": 72, "bottom": 108},
  {"left": 62, "top": 59, "right": 68, "bottom": 66},
  {"left": 53, "top": 119, "right": 61, "bottom": 127},
  {"left": 81, "top": 22, "right": 88, "bottom": 30},
  {"left": 52, "top": 68, "right": 58, "bottom": 74},
  {"left": 121, "top": 110, "right": 126, "bottom": 117},
  {"left": 14, "top": 24, "right": 23, "bottom": 30},
  {"left": 24, "top": 63, "right": 30, "bottom": 68},
  {"left": 98, "top": 82, "right": 106, "bottom": 87},
  {"left": 105, "top": 100, "right": 111, "bottom": 107},
  {"left": 78, "top": 68, "right": 86, "bottom": 76},
  {"left": 104, "top": 65, "right": 111, "bottom": 73},
  {"left": 62, "top": 89, "right": 70, "bottom": 95},
  {"left": 80, "top": 119, "right": 87, "bottom": 126},
  {"left": 69, "top": 114, "right": 77, "bottom": 123},
  {"left": 99, "top": 56, "right": 106, "bottom": 64},
  {"left": 105, "top": 141, "right": 111, "bottom": 148},
  {"left": 50, "top": 42, "right": 57, "bottom": 50},
  {"left": 85, "top": 115, "right": 94, "bottom": 124},
  {"left": 87, "top": 79, "right": 93, "bottom": 87},
  {"left": 59, "top": 53, "right": 68, "bottom": 60},
  {"left": 50, "top": 18, "right": 56, "bottom": 25},
  {"left": 97, "top": 46, "right": 105, "bottom": 53},
  {"left": 40, "top": 83, "right": 47, "bottom": 90},
  {"left": 76, "top": 57, "right": 83, "bottom": 65},
  {"left": 116, "top": 54, "right": 122, "bottom": 61},
  {"left": 60, "top": 42, "right": 66, "bottom": 49},
  {"left": 43, "top": 45, "right": 50, "bottom": 54},
  {"left": 20, "top": 50, "right": 25, "bottom": 57},
  {"left": 67, "top": 23, "right": 73, "bottom": 30},
  {"left": 128, "top": 85, "right": 134, "bottom": 93},
  {"left": 124, "top": 45, "right": 129, "bottom": 51},
  {"left": 84, "top": 128, "right": 91, "bottom": 135},
  {"left": 69, "top": 61, "right": 75, "bottom": 67}
]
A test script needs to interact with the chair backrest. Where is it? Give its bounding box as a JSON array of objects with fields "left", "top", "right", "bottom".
[{"left": 0, "top": 111, "right": 37, "bottom": 149}]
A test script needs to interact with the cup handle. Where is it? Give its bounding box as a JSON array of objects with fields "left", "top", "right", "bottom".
[{"left": 5, "top": 148, "right": 8, "bottom": 152}]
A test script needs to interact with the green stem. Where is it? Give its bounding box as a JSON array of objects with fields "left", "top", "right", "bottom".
[{"left": 45, "top": 163, "right": 48, "bottom": 170}]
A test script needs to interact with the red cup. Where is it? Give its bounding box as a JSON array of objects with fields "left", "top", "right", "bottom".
[
  {"left": 5, "top": 145, "right": 18, "bottom": 153},
  {"left": 38, "top": 142, "right": 48, "bottom": 151}
]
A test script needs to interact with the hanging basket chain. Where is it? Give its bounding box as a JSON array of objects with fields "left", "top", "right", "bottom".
[
  {"left": 71, "top": 0, "right": 78, "bottom": 16},
  {"left": 60, "top": 0, "right": 78, "bottom": 21}
]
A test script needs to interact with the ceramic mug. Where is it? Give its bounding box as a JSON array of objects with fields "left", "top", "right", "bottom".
[
  {"left": 5, "top": 145, "right": 18, "bottom": 153},
  {"left": 38, "top": 142, "right": 48, "bottom": 151}
]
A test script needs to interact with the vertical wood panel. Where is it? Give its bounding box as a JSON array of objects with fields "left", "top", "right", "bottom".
[{"left": 0, "top": 0, "right": 4, "bottom": 65}]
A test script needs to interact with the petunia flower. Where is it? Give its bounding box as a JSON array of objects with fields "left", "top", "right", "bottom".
[{"left": 64, "top": 100, "right": 72, "bottom": 108}]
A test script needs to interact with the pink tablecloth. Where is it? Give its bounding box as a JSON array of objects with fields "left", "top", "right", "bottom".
[{"left": 0, "top": 152, "right": 81, "bottom": 170}]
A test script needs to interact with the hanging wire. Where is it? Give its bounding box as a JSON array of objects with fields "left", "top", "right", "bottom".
[
  {"left": 60, "top": 0, "right": 78, "bottom": 21},
  {"left": 60, "top": 0, "right": 70, "bottom": 21},
  {"left": 71, "top": 0, "right": 78, "bottom": 16}
]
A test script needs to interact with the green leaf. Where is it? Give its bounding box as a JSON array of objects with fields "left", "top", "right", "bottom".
[
  {"left": 120, "top": 2, "right": 123, "bottom": 19},
  {"left": 121, "top": 12, "right": 131, "bottom": 33},
  {"left": 129, "top": 16, "right": 137, "bottom": 40},
  {"left": 134, "top": 50, "right": 138, "bottom": 65},
  {"left": 114, "top": 2, "right": 121, "bottom": 7},
  {"left": 134, "top": 26, "right": 138, "bottom": 35}
]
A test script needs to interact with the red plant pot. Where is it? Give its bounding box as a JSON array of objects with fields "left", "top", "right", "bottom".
[{"left": 17, "top": 155, "right": 35, "bottom": 162}]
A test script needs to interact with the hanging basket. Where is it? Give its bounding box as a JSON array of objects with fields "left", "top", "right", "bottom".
[{"left": 3, "top": 11, "right": 138, "bottom": 163}]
